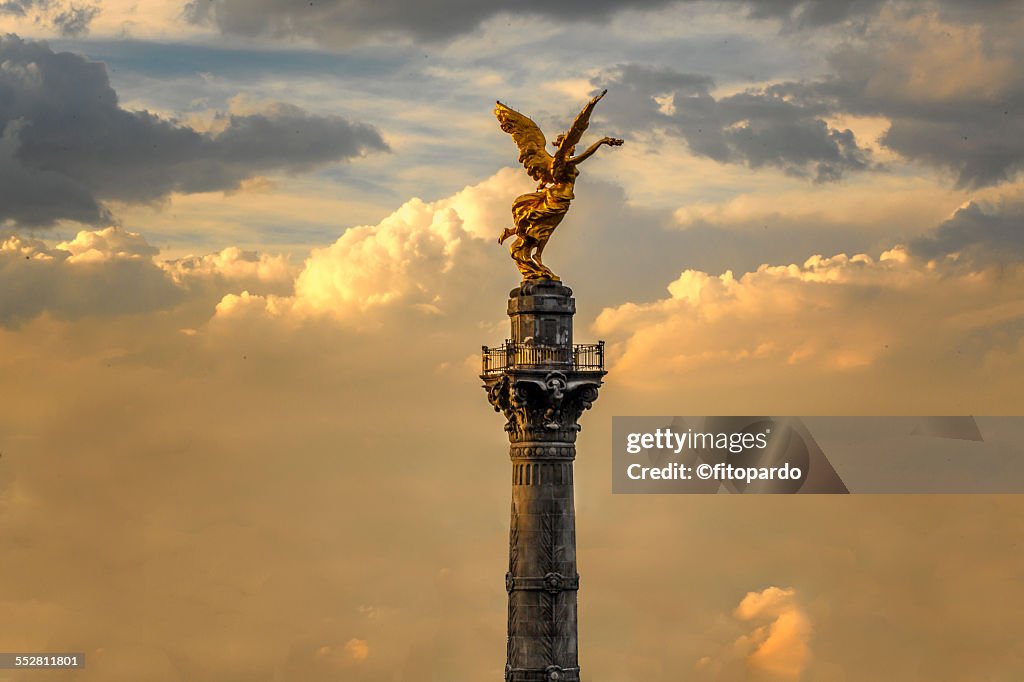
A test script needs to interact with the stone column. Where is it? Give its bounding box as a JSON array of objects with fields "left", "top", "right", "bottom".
[{"left": 483, "top": 279, "right": 605, "bottom": 682}]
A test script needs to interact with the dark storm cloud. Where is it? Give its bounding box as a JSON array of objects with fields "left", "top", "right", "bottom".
[
  {"left": 745, "top": 0, "right": 885, "bottom": 26},
  {"left": 179, "top": 0, "right": 908, "bottom": 44},
  {"left": 597, "top": 64, "right": 873, "bottom": 182},
  {"left": 181, "top": 0, "right": 666, "bottom": 43},
  {"left": 600, "top": 2, "right": 1024, "bottom": 190},
  {"left": 0, "top": 35, "right": 389, "bottom": 228},
  {"left": 881, "top": 112, "right": 1024, "bottom": 189},
  {"left": 743, "top": 2, "right": 1024, "bottom": 189},
  {"left": 182, "top": 0, "right": 1024, "bottom": 44},
  {"left": 910, "top": 200, "right": 1024, "bottom": 263},
  {"left": 810, "top": 41, "right": 1024, "bottom": 189},
  {"left": 0, "top": 121, "right": 111, "bottom": 225}
]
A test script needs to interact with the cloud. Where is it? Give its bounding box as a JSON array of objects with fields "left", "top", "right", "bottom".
[
  {"left": 0, "top": 168, "right": 631, "bottom": 333},
  {"left": 181, "top": 0, "right": 1022, "bottom": 45},
  {"left": 56, "top": 226, "right": 159, "bottom": 262},
  {"left": 671, "top": 177, "right": 953, "bottom": 235},
  {"left": 745, "top": 0, "right": 882, "bottom": 26},
  {"left": 596, "top": 64, "right": 874, "bottom": 183},
  {"left": 0, "top": 119, "right": 110, "bottom": 226},
  {"left": 0, "top": 0, "right": 99, "bottom": 36},
  {"left": 589, "top": 5, "right": 1024, "bottom": 189},
  {"left": 163, "top": 246, "right": 294, "bottom": 289},
  {"left": 594, "top": 240, "right": 1024, "bottom": 412},
  {"left": 51, "top": 3, "right": 100, "bottom": 35},
  {"left": 694, "top": 587, "right": 812, "bottom": 681},
  {"left": 911, "top": 197, "right": 1024, "bottom": 263},
  {"left": 664, "top": 175, "right": 1024, "bottom": 267},
  {"left": 736, "top": 587, "right": 813, "bottom": 680},
  {"left": 0, "top": 227, "right": 182, "bottom": 326},
  {"left": 343, "top": 638, "right": 370, "bottom": 662},
  {"left": 216, "top": 168, "right": 533, "bottom": 323},
  {"left": 806, "top": 8, "right": 1024, "bottom": 187},
  {"left": 181, "top": 0, "right": 675, "bottom": 44},
  {"left": 0, "top": 226, "right": 305, "bottom": 328},
  {"left": 0, "top": 35, "right": 388, "bottom": 228}
]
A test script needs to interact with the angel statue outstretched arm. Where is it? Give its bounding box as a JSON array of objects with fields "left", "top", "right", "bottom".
[{"left": 569, "top": 136, "right": 624, "bottom": 165}]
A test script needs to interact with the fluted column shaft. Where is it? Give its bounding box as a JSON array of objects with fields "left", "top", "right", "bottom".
[{"left": 506, "top": 443, "right": 579, "bottom": 681}]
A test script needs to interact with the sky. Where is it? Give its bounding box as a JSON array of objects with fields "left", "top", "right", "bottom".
[{"left": 1, "top": 1, "right": 1024, "bottom": 680}]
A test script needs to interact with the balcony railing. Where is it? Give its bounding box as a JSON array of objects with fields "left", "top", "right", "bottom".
[{"left": 482, "top": 340, "right": 604, "bottom": 376}]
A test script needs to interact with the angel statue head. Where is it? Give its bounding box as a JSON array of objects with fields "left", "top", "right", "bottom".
[{"left": 493, "top": 90, "right": 623, "bottom": 281}]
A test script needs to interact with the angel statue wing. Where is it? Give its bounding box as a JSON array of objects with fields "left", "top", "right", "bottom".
[
  {"left": 553, "top": 89, "right": 607, "bottom": 172},
  {"left": 494, "top": 102, "right": 554, "bottom": 185}
]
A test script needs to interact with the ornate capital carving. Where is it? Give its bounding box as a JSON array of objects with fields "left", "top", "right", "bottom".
[{"left": 484, "top": 371, "right": 602, "bottom": 442}]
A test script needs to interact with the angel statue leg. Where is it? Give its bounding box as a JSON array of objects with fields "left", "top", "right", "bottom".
[
  {"left": 531, "top": 239, "right": 559, "bottom": 281},
  {"left": 497, "top": 227, "right": 516, "bottom": 244},
  {"left": 510, "top": 235, "right": 546, "bottom": 279}
]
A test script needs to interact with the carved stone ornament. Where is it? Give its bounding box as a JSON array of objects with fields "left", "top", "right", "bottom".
[
  {"left": 505, "top": 572, "right": 580, "bottom": 594},
  {"left": 544, "top": 572, "right": 563, "bottom": 593},
  {"left": 485, "top": 372, "right": 602, "bottom": 441},
  {"left": 545, "top": 665, "right": 581, "bottom": 680}
]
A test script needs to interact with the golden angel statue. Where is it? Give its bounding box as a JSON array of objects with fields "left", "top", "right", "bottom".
[{"left": 494, "top": 89, "right": 623, "bottom": 281}]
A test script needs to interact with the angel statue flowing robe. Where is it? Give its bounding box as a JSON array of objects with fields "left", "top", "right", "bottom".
[{"left": 511, "top": 168, "right": 578, "bottom": 248}]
